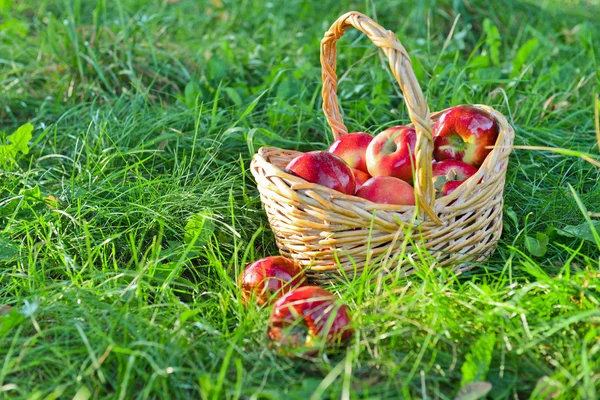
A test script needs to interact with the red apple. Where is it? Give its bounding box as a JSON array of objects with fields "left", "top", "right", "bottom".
[
  {"left": 432, "top": 160, "right": 478, "bottom": 196},
  {"left": 239, "top": 256, "right": 306, "bottom": 306},
  {"left": 439, "top": 180, "right": 463, "bottom": 196},
  {"left": 352, "top": 168, "right": 371, "bottom": 191},
  {"left": 286, "top": 151, "right": 356, "bottom": 195},
  {"left": 433, "top": 105, "right": 498, "bottom": 167},
  {"left": 328, "top": 132, "right": 373, "bottom": 173},
  {"left": 268, "top": 286, "right": 353, "bottom": 355},
  {"left": 366, "top": 126, "right": 417, "bottom": 183},
  {"left": 282, "top": 167, "right": 301, "bottom": 178},
  {"left": 356, "top": 176, "right": 415, "bottom": 206}
]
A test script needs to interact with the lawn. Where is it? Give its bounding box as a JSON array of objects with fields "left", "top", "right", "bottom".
[{"left": 1, "top": 0, "right": 600, "bottom": 398}]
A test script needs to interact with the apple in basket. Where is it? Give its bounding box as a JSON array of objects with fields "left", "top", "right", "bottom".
[
  {"left": 432, "top": 160, "right": 478, "bottom": 197},
  {"left": 268, "top": 286, "right": 353, "bottom": 355},
  {"left": 356, "top": 176, "right": 415, "bottom": 206},
  {"left": 433, "top": 105, "right": 498, "bottom": 167},
  {"left": 366, "top": 126, "right": 417, "bottom": 184},
  {"left": 239, "top": 256, "right": 306, "bottom": 306},
  {"left": 351, "top": 168, "right": 371, "bottom": 191},
  {"left": 328, "top": 132, "right": 374, "bottom": 173},
  {"left": 286, "top": 151, "right": 356, "bottom": 195}
]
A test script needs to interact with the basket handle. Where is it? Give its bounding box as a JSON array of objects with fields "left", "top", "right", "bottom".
[{"left": 320, "top": 11, "right": 437, "bottom": 217}]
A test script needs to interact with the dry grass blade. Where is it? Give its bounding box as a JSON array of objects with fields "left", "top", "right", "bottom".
[{"left": 511, "top": 145, "right": 600, "bottom": 168}]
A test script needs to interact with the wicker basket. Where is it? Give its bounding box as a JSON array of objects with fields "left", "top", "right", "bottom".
[{"left": 250, "top": 11, "right": 514, "bottom": 282}]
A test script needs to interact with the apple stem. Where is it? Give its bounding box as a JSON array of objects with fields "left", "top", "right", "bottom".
[{"left": 446, "top": 168, "right": 458, "bottom": 181}]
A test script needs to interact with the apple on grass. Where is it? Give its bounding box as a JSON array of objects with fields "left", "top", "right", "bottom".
[
  {"left": 239, "top": 256, "right": 306, "bottom": 306},
  {"left": 366, "top": 126, "right": 417, "bottom": 184},
  {"left": 286, "top": 151, "right": 356, "bottom": 195},
  {"left": 268, "top": 286, "right": 353, "bottom": 355},
  {"left": 432, "top": 160, "right": 478, "bottom": 196},
  {"left": 356, "top": 176, "right": 415, "bottom": 206},
  {"left": 328, "top": 132, "right": 373, "bottom": 173},
  {"left": 433, "top": 105, "right": 498, "bottom": 167},
  {"left": 351, "top": 168, "right": 371, "bottom": 191}
]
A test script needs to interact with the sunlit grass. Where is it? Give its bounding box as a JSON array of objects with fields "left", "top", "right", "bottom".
[{"left": 1, "top": 0, "right": 599, "bottom": 398}]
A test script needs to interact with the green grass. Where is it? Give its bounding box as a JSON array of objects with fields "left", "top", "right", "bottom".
[{"left": 1, "top": 0, "right": 600, "bottom": 398}]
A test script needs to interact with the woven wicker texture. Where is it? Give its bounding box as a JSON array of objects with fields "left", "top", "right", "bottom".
[{"left": 250, "top": 11, "right": 514, "bottom": 281}]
